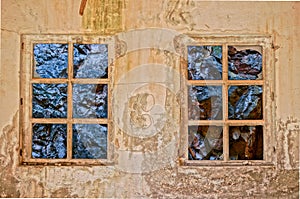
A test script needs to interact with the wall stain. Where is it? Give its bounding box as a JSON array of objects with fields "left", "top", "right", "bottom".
[
  {"left": 0, "top": 112, "right": 20, "bottom": 197},
  {"left": 50, "top": 187, "right": 71, "bottom": 198},
  {"left": 173, "top": 33, "right": 194, "bottom": 57},
  {"left": 144, "top": 167, "right": 299, "bottom": 198},
  {"left": 277, "top": 116, "right": 299, "bottom": 169},
  {"left": 19, "top": 178, "right": 45, "bottom": 198},
  {"left": 82, "top": 0, "right": 124, "bottom": 34},
  {"left": 164, "top": 0, "right": 196, "bottom": 30},
  {"left": 115, "top": 35, "right": 127, "bottom": 58},
  {"left": 0, "top": 112, "right": 46, "bottom": 198}
]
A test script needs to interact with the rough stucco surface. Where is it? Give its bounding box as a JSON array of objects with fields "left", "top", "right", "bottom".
[{"left": 1, "top": 0, "right": 299, "bottom": 198}]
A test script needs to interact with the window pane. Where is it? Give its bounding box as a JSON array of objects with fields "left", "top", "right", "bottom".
[
  {"left": 188, "top": 86, "right": 223, "bottom": 120},
  {"left": 33, "top": 44, "right": 68, "bottom": 78},
  {"left": 72, "top": 124, "right": 107, "bottom": 159},
  {"left": 32, "top": 83, "right": 67, "bottom": 118},
  {"left": 228, "top": 85, "right": 263, "bottom": 120},
  {"left": 187, "top": 46, "right": 222, "bottom": 80},
  {"left": 32, "top": 123, "right": 67, "bottom": 159},
  {"left": 73, "top": 44, "right": 108, "bottom": 78},
  {"left": 73, "top": 84, "right": 108, "bottom": 118},
  {"left": 229, "top": 126, "right": 263, "bottom": 160},
  {"left": 228, "top": 46, "right": 262, "bottom": 80},
  {"left": 188, "top": 126, "right": 223, "bottom": 160}
]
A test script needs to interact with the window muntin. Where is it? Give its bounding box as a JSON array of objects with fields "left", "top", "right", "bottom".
[
  {"left": 20, "top": 35, "right": 114, "bottom": 165},
  {"left": 181, "top": 36, "right": 274, "bottom": 165}
]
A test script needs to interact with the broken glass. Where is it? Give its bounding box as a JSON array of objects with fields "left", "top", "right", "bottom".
[
  {"left": 187, "top": 46, "right": 222, "bottom": 80},
  {"left": 228, "top": 85, "right": 263, "bottom": 120},
  {"left": 72, "top": 124, "right": 107, "bottom": 159},
  {"left": 33, "top": 44, "right": 68, "bottom": 78},
  {"left": 228, "top": 46, "right": 262, "bottom": 80},
  {"left": 32, "top": 123, "right": 67, "bottom": 159},
  {"left": 73, "top": 44, "right": 108, "bottom": 78},
  {"left": 73, "top": 84, "right": 108, "bottom": 118},
  {"left": 188, "top": 86, "right": 222, "bottom": 120},
  {"left": 188, "top": 126, "right": 223, "bottom": 160},
  {"left": 229, "top": 126, "right": 263, "bottom": 160},
  {"left": 32, "top": 83, "right": 67, "bottom": 118}
]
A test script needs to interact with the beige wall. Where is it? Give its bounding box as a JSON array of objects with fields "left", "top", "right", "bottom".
[{"left": 1, "top": 0, "right": 299, "bottom": 197}]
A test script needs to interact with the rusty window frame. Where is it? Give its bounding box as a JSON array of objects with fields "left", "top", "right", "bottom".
[
  {"left": 179, "top": 35, "right": 275, "bottom": 166},
  {"left": 20, "top": 34, "right": 115, "bottom": 166}
]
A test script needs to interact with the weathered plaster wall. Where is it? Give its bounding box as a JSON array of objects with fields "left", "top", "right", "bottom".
[{"left": 1, "top": 0, "right": 299, "bottom": 198}]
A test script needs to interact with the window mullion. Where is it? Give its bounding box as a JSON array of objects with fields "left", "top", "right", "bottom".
[
  {"left": 67, "top": 42, "right": 74, "bottom": 160},
  {"left": 187, "top": 80, "right": 223, "bottom": 86},
  {"left": 227, "top": 80, "right": 264, "bottom": 85},
  {"left": 222, "top": 44, "right": 229, "bottom": 161},
  {"left": 223, "top": 124, "right": 229, "bottom": 161},
  {"left": 188, "top": 120, "right": 224, "bottom": 126},
  {"left": 71, "top": 79, "right": 109, "bottom": 84},
  {"left": 30, "top": 79, "right": 68, "bottom": 84}
]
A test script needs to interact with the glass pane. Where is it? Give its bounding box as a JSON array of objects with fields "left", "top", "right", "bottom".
[
  {"left": 33, "top": 44, "right": 68, "bottom": 78},
  {"left": 188, "top": 126, "right": 223, "bottom": 160},
  {"left": 229, "top": 126, "right": 263, "bottom": 160},
  {"left": 188, "top": 86, "right": 222, "bottom": 120},
  {"left": 228, "top": 46, "right": 262, "bottom": 80},
  {"left": 228, "top": 85, "right": 263, "bottom": 120},
  {"left": 187, "top": 46, "right": 222, "bottom": 80},
  {"left": 73, "top": 44, "right": 108, "bottom": 78},
  {"left": 32, "top": 123, "right": 67, "bottom": 159},
  {"left": 72, "top": 124, "right": 107, "bottom": 159},
  {"left": 32, "top": 84, "right": 67, "bottom": 118},
  {"left": 73, "top": 84, "right": 108, "bottom": 118}
]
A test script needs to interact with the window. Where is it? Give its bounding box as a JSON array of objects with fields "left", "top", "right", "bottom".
[
  {"left": 179, "top": 35, "right": 275, "bottom": 166},
  {"left": 20, "top": 35, "right": 114, "bottom": 165}
]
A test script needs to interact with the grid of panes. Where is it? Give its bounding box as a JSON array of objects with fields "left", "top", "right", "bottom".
[
  {"left": 187, "top": 45, "right": 264, "bottom": 162},
  {"left": 28, "top": 42, "right": 110, "bottom": 163}
]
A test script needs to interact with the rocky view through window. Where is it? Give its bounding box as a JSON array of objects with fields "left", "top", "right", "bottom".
[
  {"left": 32, "top": 43, "right": 108, "bottom": 159},
  {"left": 187, "top": 45, "right": 263, "bottom": 161}
]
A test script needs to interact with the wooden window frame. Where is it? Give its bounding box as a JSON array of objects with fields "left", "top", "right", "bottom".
[
  {"left": 20, "top": 34, "right": 115, "bottom": 166},
  {"left": 179, "top": 35, "right": 275, "bottom": 166}
]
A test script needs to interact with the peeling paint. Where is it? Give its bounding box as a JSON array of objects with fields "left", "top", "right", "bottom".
[
  {"left": 277, "top": 117, "right": 300, "bottom": 170},
  {"left": 0, "top": 112, "right": 20, "bottom": 197},
  {"left": 145, "top": 167, "right": 299, "bottom": 198}
]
